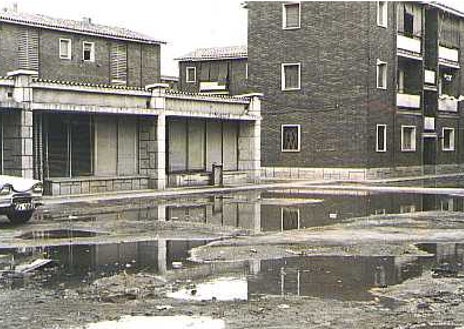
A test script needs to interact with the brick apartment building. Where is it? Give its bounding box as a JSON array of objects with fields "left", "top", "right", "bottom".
[
  {"left": 248, "top": 1, "right": 464, "bottom": 180},
  {"left": 0, "top": 8, "right": 261, "bottom": 195},
  {"left": 179, "top": 1, "right": 464, "bottom": 180},
  {"left": 176, "top": 46, "right": 248, "bottom": 95}
]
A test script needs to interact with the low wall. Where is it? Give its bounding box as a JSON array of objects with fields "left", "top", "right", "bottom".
[
  {"left": 44, "top": 176, "right": 149, "bottom": 196},
  {"left": 167, "top": 171, "right": 249, "bottom": 187},
  {"left": 262, "top": 165, "right": 464, "bottom": 182}
]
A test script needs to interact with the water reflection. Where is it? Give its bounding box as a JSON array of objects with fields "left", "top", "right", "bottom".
[
  {"left": 163, "top": 191, "right": 463, "bottom": 232},
  {"left": 247, "top": 255, "right": 432, "bottom": 301},
  {"left": 0, "top": 239, "right": 207, "bottom": 288},
  {"left": 41, "top": 191, "right": 464, "bottom": 234}
]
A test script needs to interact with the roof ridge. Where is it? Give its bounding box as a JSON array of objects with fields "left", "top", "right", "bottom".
[
  {"left": 0, "top": 9, "right": 165, "bottom": 45},
  {"left": 176, "top": 45, "right": 248, "bottom": 61},
  {"left": 33, "top": 78, "right": 147, "bottom": 91}
]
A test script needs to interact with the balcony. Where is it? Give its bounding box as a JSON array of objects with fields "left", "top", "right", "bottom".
[
  {"left": 397, "top": 34, "right": 422, "bottom": 60},
  {"left": 199, "top": 81, "right": 228, "bottom": 94},
  {"left": 397, "top": 93, "right": 421, "bottom": 109},
  {"left": 439, "top": 46, "right": 460, "bottom": 68},
  {"left": 438, "top": 95, "right": 458, "bottom": 112}
]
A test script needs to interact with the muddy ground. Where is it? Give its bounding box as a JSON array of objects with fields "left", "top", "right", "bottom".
[{"left": 2, "top": 201, "right": 464, "bottom": 328}]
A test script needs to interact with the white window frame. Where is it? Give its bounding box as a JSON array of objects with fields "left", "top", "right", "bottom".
[
  {"left": 245, "top": 63, "right": 249, "bottom": 80},
  {"left": 59, "top": 38, "right": 71, "bottom": 60},
  {"left": 401, "top": 125, "right": 416, "bottom": 152},
  {"left": 377, "top": 1, "right": 387, "bottom": 28},
  {"left": 442, "top": 127, "right": 455, "bottom": 151},
  {"left": 281, "top": 62, "right": 301, "bottom": 91},
  {"left": 282, "top": 2, "right": 301, "bottom": 30},
  {"left": 377, "top": 60, "right": 387, "bottom": 89},
  {"left": 376, "top": 124, "right": 387, "bottom": 152},
  {"left": 82, "top": 41, "right": 95, "bottom": 62},
  {"left": 281, "top": 124, "right": 301, "bottom": 152},
  {"left": 186, "top": 66, "right": 196, "bottom": 83}
]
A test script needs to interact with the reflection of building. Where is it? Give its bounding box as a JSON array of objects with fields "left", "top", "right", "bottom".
[
  {"left": 0, "top": 9, "right": 261, "bottom": 195},
  {"left": 160, "top": 191, "right": 463, "bottom": 233},
  {"left": 247, "top": 255, "right": 429, "bottom": 301},
  {"left": 7, "top": 239, "right": 207, "bottom": 287}
]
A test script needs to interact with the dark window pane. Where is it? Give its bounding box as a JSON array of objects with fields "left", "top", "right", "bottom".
[
  {"left": 282, "top": 126, "right": 299, "bottom": 151},
  {"left": 284, "top": 65, "right": 299, "bottom": 89},
  {"left": 285, "top": 4, "right": 300, "bottom": 28},
  {"left": 377, "top": 125, "right": 386, "bottom": 151}
]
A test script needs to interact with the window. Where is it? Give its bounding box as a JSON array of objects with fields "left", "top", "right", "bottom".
[
  {"left": 281, "top": 124, "right": 300, "bottom": 152},
  {"left": 281, "top": 207, "right": 300, "bottom": 231},
  {"left": 377, "top": 60, "right": 387, "bottom": 89},
  {"left": 442, "top": 128, "right": 455, "bottom": 151},
  {"left": 82, "top": 42, "right": 95, "bottom": 62},
  {"left": 186, "top": 67, "right": 196, "bottom": 83},
  {"left": 401, "top": 126, "right": 416, "bottom": 152},
  {"left": 283, "top": 2, "right": 300, "bottom": 29},
  {"left": 377, "top": 2, "right": 387, "bottom": 27},
  {"left": 404, "top": 11, "right": 414, "bottom": 36},
  {"left": 281, "top": 63, "right": 301, "bottom": 90},
  {"left": 59, "top": 39, "right": 71, "bottom": 60},
  {"left": 376, "top": 124, "right": 387, "bottom": 152}
]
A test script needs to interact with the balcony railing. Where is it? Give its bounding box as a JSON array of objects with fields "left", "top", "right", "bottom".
[
  {"left": 397, "top": 34, "right": 422, "bottom": 58},
  {"left": 397, "top": 93, "right": 421, "bottom": 109},
  {"left": 439, "top": 46, "right": 459, "bottom": 68},
  {"left": 438, "top": 95, "right": 458, "bottom": 112}
]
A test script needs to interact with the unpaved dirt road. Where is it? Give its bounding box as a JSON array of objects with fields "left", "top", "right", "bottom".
[{"left": 2, "top": 199, "right": 464, "bottom": 328}]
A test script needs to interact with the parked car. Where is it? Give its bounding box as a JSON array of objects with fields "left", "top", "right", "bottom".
[{"left": 0, "top": 175, "right": 43, "bottom": 223}]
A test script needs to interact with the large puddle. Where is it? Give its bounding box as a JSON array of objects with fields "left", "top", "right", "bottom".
[
  {"left": 39, "top": 190, "right": 464, "bottom": 233},
  {"left": 3, "top": 186, "right": 464, "bottom": 303},
  {"left": 0, "top": 239, "right": 208, "bottom": 289}
]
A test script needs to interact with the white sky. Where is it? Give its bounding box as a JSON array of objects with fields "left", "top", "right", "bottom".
[{"left": 1, "top": 0, "right": 463, "bottom": 77}]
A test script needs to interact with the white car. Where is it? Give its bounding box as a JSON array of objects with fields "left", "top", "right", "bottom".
[{"left": 0, "top": 175, "right": 43, "bottom": 224}]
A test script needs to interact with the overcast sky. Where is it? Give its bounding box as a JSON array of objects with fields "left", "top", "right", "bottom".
[{"left": 1, "top": 0, "right": 464, "bottom": 77}]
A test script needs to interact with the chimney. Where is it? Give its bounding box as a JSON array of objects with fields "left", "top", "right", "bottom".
[
  {"left": 82, "top": 17, "right": 92, "bottom": 24},
  {"left": 12, "top": 2, "right": 17, "bottom": 12}
]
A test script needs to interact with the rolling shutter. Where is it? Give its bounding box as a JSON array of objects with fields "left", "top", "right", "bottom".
[
  {"left": 111, "top": 43, "right": 127, "bottom": 85},
  {"left": 17, "top": 28, "right": 39, "bottom": 71}
]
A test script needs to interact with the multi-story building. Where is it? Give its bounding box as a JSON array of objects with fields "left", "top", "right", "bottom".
[
  {"left": 0, "top": 8, "right": 261, "bottom": 195},
  {"left": 0, "top": 8, "right": 162, "bottom": 87},
  {"left": 242, "top": 1, "right": 464, "bottom": 180},
  {"left": 176, "top": 46, "right": 248, "bottom": 95}
]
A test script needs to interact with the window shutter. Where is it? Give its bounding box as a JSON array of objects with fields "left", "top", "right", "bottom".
[
  {"left": 217, "top": 62, "right": 229, "bottom": 84},
  {"left": 17, "top": 28, "right": 39, "bottom": 71},
  {"left": 111, "top": 43, "right": 127, "bottom": 85}
]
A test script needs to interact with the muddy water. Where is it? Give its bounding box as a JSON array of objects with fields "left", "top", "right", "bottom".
[
  {"left": 5, "top": 188, "right": 464, "bottom": 303},
  {"left": 0, "top": 239, "right": 208, "bottom": 289}
]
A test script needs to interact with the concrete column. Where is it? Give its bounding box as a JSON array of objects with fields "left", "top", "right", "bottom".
[
  {"left": 153, "top": 114, "right": 166, "bottom": 189},
  {"left": 7, "top": 70, "right": 37, "bottom": 179},
  {"left": 238, "top": 94, "right": 262, "bottom": 183},
  {"left": 146, "top": 83, "right": 169, "bottom": 190},
  {"left": 157, "top": 204, "right": 166, "bottom": 222},
  {"left": 157, "top": 238, "right": 167, "bottom": 275}
]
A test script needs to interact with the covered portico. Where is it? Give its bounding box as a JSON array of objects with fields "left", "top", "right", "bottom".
[{"left": 0, "top": 70, "right": 261, "bottom": 195}]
